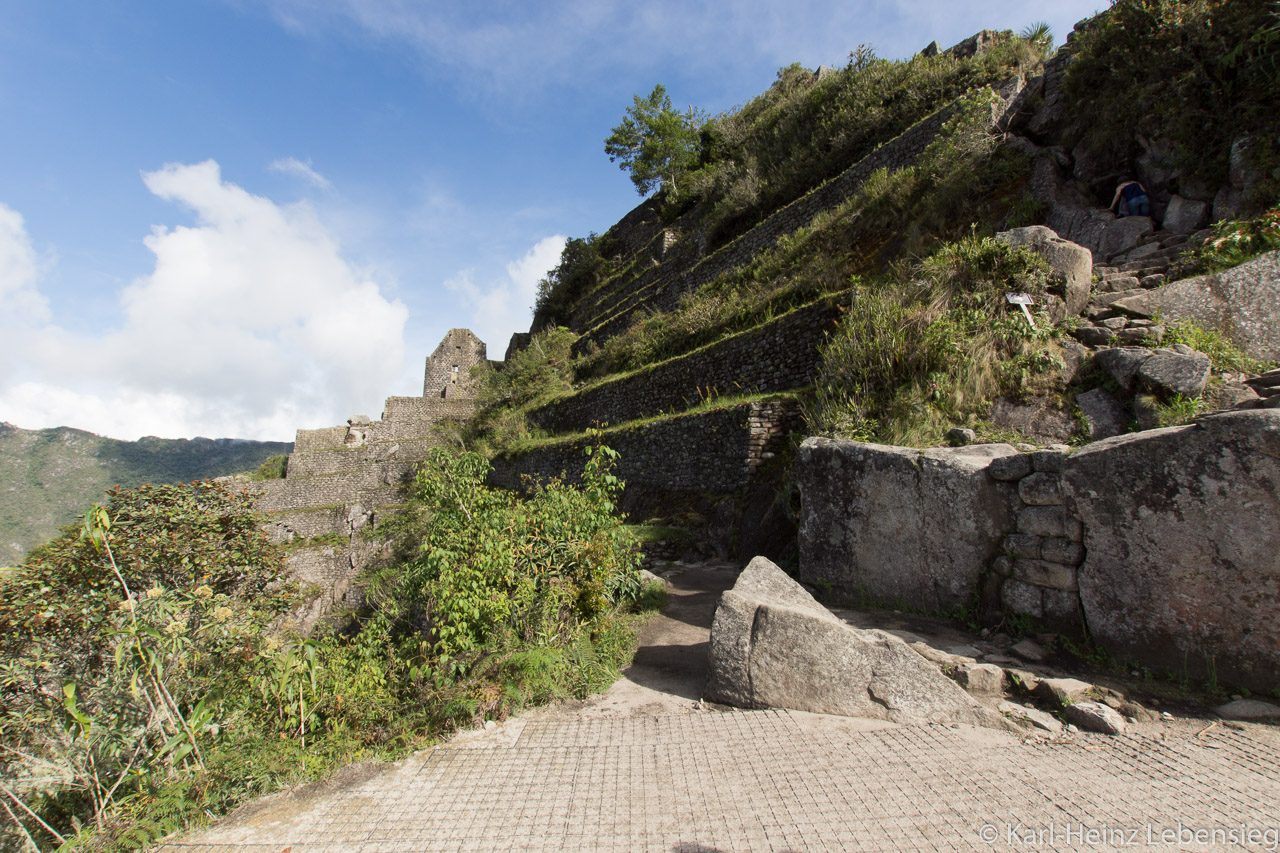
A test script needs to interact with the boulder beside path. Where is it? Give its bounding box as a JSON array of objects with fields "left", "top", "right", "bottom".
[{"left": 705, "top": 557, "right": 1013, "bottom": 730}]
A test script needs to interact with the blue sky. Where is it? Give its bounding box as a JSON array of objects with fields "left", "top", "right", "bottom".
[{"left": 0, "top": 0, "right": 1103, "bottom": 441}]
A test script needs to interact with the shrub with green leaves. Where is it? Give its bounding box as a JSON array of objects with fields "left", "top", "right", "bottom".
[
  {"left": 466, "top": 326, "right": 577, "bottom": 453},
  {"left": 0, "top": 482, "right": 297, "bottom": 850},
  {"left": 369, "top": 443, "right": 642, "bottom": 662},
  {"left": 1064, "top": 0, "right": 1280, "bottom": 196},
  {"left": 1178, "top": 202, "right": 1280, "bottom": 275},
  {"left": 532, "top": 236, "right": 605, "bottom": 330}
]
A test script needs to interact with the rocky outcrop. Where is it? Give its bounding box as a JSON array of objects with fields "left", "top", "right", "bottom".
[
  {"left": 1110, "top": 251, "right": 1280, "bottom": 362},
  {"left": 705, "top": 557, "right": 1010, "bottom": 728},
  {"left": 1060, "top": 410, "right": 1280, "bottom": 693},
  {"left": 796, "top": 439, "right": 1019, "bottom": 612},
  {"left": 995, "top": 226, "right": 1092, "bottom": 317}
]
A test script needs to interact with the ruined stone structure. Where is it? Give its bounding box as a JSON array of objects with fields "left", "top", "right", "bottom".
[
  {"left": 248, "top": 330, "right": 487, "bottom": 610},
  {"left": 423, "top": 328, "right": 488, "bottom": 400}
]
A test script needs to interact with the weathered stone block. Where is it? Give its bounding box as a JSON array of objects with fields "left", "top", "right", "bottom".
[
  {"left": 1061, "top": 411, "right": 1280, "bottom": 692},
  {"left": 1137, "top": 350, "right": 1212, "bottom": 399},
  {"left": 995, "top": 226, "right": 1092, "bottom": 316},
  {"left": 1040, "top": 537, "right": 1085, "bottom": 566},
  {"left": 1012, "top": 559, "right": 1077, "bottom": 591},
  {"left": 1161, "top": 195, "right": 1209, "bottom": 234},
  {"left": 1003, "top": 533, "right": 1041, "bottom": 560},
  {"left": 1094, "top": 346, "right": 1151, "bottom": 392},
  {"left": 987, "top": 452, "right": 1032, "bottom": 482},
  {"left": 1042, "top": 589, "right": 1083, "bottom": 625},
  {"left": 1110, "top": 251, "right": 1280, "bottom": 362},
  {"left": 1065, "top": 701, "right": 1126, "bottom": 735},
  {"left": 1076, "top": 387, "right": 1129, "bottom": 441},
  {"left": 706, "top": 558, "right": 1009, "bottom": 729},
  {"left": 797, "top": 439, "right": 1019, "bottom": 612},
  {"left": 1017, "top": 472, "right": 1061, "bottom": 506},
  {"left": 1001, "top": 579, "right": 1043, "bottom": 618},
  {"left": 1017, "top": 505, "right": 1065, "bottom": 538},
  {"left": 1030, "top": 450, "right": 1067, "bottom": 473},
  {"left": 1098, "top": 216, "right": 1154, "bottom": 260},
  {"left": 952, "top": 662, "right": 1005, "bottom": 698}
]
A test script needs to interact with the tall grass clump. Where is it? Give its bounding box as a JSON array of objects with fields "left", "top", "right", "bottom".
[
  {"left": 807, "top": 236, "right": 1063, "bottom": 445},
  {"left": 676, "top": 32, "right": 1044, "bottom": 245}
]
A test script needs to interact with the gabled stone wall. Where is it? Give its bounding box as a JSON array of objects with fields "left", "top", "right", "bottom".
[
  {"left": 251, "top": 330, "right": 488, "bottom": 615},
  {"left": 423, "top": 328, "right": 487, "bottom": 400}
]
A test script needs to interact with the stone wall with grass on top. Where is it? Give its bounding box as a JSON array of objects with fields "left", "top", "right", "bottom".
[
  {"left": 797, "top": 409, "right": 1280, "bottom": 692},
  {"left": 570, "top": 77, "right": 1026, "bottom": 356},
  {"left": 530, "top": 297, "right": 844, "bottom": 434},
  {"left": 491, "top": 399, "right": 802, "bottom": 495}
]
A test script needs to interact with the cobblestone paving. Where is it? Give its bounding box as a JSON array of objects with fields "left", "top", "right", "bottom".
[{"left": 161, "top": 710, "right": 1280, "bottom": 852}]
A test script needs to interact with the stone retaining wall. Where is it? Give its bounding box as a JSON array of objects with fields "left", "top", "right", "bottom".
[
  {"left": 491, "top": 399, "right": 802, "bottom": 495},
  {"left": 571, "top": 78, "right": 1023, "bottom": 356},
  {"left": 286, "top": 438, "right": 439, "bottom": 478},
  {"left": 531, "top": 298, "right": 843, "bottom": 434},
  {"left": 252, "top": 468, "right": 412, "bottom": 513},
  {"left": 796, "top": 410, "right": 1280, "bottom": 692}
]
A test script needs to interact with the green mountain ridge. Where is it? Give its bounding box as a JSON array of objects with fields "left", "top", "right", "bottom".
[{"left": 0, "top": 422, "right": 291, "bottom": 565}]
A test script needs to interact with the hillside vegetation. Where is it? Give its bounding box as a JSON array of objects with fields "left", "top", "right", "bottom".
[
  {"left": 0, "top": 424, "right": 292, "bottom": 566},
  {"left": 508, "top": 1, "right": 1279, "bottom": 460},
  {"left": 5, "top": 2, "right": 1280, "bottom": 849}
]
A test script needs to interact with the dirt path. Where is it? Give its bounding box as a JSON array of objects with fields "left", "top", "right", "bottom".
[{"left": 523, "top": 559, "right": 737, "bottom": 720}]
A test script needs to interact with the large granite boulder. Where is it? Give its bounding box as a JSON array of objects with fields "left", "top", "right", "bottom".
[
  {"left": 1161, "top": 195, "right": 1210, "bottom": 234},
  {"left": 706, "top": 557, "right": 1010, "bottom": 728},
  {"left": 1061, "top": 411, "right": 1280, "bottom": 693},
  {"left": 1094, "top": 345, "right": 1212, "bottom": 400},
  {"left": 1110, "top": 251, "right": 1280, "bottom": 362},
  {"left": 995, "top": 225, "right": 1092, "bottom": 317},
  {"left": 797, "top": 439, "right": 1019, "bottom": 612}
]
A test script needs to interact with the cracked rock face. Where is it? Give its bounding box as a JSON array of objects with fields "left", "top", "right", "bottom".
[
  {"left": 705, "top": 557, "right": 1013, "bottom": 730},
  {"left": 1060, "top": 410, "right": 1280, "bottom": 693}
]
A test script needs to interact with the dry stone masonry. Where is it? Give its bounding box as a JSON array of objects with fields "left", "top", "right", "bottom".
[
  {"left": 247, "top": 330, "right": 489, "bottom": 611},
  {"left": 571, "top": 76, "right": 1029, "bottom": 356},
  {"left": 529, "top": 297, "right": 842, "bottom": 434},
  {"left": 490, "top": 399, "right": 801, "bottom": 495},
  {"left": 797, "top": 409, "right": 1280, "bottom": 693}
]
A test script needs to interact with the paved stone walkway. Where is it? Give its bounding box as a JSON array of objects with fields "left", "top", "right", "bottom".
[
  {"left": 159, "top": 562, "right": 1280, "bottom": 852},
  {"left": 161, "top": 710, "right": 1280, "bottom": 852}
]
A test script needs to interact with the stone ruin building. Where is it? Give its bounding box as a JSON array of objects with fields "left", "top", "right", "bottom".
[{"left": 247, "top": 329, "right": 490, "bottom": 614}]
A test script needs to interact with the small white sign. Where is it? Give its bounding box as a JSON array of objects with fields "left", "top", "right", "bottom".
[{"left": 1005, "top": 293, "right": 1036, "bottom": 328}]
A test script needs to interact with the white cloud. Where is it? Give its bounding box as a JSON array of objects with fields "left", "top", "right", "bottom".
[
  {"left": 0, "top": 203, "right": 50, "bottom": 326},
  {"left": 445, "top": 234, "right": 566, "bottom": 353},
  {"left": 269, "top": 156, "right": 333, "bottom": 190},
  {"left": 0, "top": 162, "right": 409, "bottom": 440}
]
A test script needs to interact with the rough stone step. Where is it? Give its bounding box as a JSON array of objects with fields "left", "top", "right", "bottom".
[{"left": 262, "top": 505, "right": 351, "bottom": 542}]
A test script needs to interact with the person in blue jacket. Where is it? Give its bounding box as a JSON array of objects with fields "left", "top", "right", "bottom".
[{"left": 1110, "top": 176, "right": 1150, "bottom": 218}]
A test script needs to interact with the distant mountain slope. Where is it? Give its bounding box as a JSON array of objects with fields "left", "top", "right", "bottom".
[{"left": 0, "top": 423, "right": 292, "bottom": 564}]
